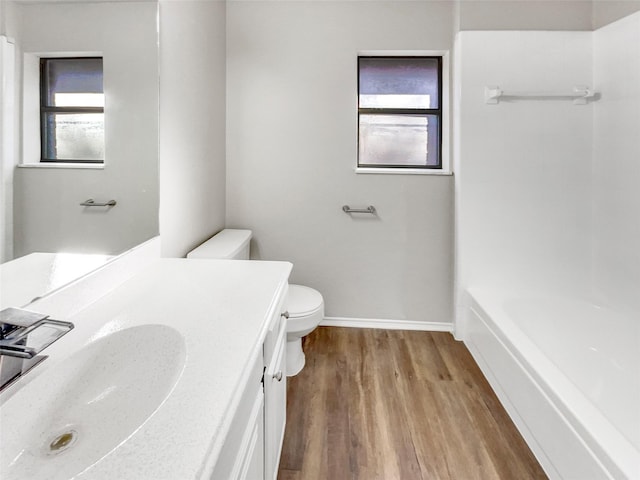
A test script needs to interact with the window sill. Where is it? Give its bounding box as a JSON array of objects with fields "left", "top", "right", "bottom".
[
  {"left": 355, "top": 167, "right": 453, "bottom": 176},
  {"left": 18, "top": 163, "right": 104, "bottom": 170}
]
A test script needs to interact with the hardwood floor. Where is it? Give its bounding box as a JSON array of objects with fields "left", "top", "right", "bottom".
[{"left": 278, "top": 327, "right": 547, "bottom": 480}]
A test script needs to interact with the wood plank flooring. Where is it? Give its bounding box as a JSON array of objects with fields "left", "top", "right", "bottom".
[{"left": 278, "top": 327, "right": 547, "bottom": 480}]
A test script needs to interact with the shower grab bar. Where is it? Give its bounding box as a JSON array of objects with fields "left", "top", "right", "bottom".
[
  {"left": 342, "top": 205, "right": 376, "bottom": 214},
  {"left": 80, "top": 199, "right": 117, "bottom": 207},
  {"left": 485, "top": 86, "right": 597, "bottom": 105}
]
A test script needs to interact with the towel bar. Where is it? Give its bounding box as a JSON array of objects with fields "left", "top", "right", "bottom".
[
  {"left": 484, "top": 85, "right": 597, "bottom": 105},
  {"left": 342, "top": 205, "right": 376, "bottom": 214},
  {"left": 80, "top": 199, "right": 117, "bottom": 207}
]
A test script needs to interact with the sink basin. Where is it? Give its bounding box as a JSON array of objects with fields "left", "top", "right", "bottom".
[{"left": 0, "top": 324, "right": 186, "bottom": 479}]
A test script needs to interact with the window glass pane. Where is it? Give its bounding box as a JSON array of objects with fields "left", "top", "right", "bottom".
[
  {"left": 43, "top": 113, "right": 104, "bottom": 161},
  {"left": 359, "top": 57, "right": 439, "bottom": 109},
  {"left": 358, "top": 114, "right": 440, "bottom": 167},
  {"left": 53, "top": 93, "right": 104, "bottom": 108},
  {"left": 43, "top": 58, "right": 103, "bottom": 107}
]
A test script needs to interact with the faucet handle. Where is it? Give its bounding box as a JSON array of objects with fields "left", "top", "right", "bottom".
[
  {"left": 1, "top": 308, "right": 49, "bottom": 339},
  {"left": 0, "top": 308, "right": 74, "bottom": 359}
]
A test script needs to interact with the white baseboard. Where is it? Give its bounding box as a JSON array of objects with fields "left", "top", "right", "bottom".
[{"left": 320, "top": 316, "right": 454, "bottom": 332}]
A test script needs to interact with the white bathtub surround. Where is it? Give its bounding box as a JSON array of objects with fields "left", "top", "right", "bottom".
[
  {"left": 454, "top": 29, "right": 594, "bottom": 308},
  {"left": 454, "top": 12, "right": 640, "bottom": 327},
  {"left": 455, "top": 11, "right": 640, "bottom": 480},
  {"left": 1, "top": 258, "right": 291, "bottom": 479},
  {"left": 592, "top": 12, "right": 640, "bottom": 315},
  {"left": 464, "top": 288, "right": 639, "bottom": 480}
]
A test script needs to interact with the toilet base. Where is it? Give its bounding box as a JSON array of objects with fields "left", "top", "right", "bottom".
[{"left": 286, "top": 338, "right": 305, "bottom": 377}]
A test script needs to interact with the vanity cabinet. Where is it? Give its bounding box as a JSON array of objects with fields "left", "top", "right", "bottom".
[
  {"left": 264, "top": 321, "right": 287, "bottom": 480},
  {"left": 1, "top": 257, "right": 295, "bottom": 479},
  {"left": 209, "top": 355, "right": 265, "bottom": 480},
  {"left": 211, "top": 286, "right": 288, "bottom": 480},
  {"left": 236, "top": 390, "right": 265, "bottom": 479}
]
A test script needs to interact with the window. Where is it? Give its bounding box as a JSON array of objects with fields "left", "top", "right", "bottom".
[
  {"left": 358, "top": 56, "right": 442, "bottom": 169},
  {"left": 40, "top": 57, "right": 104, "bottom": 163}
]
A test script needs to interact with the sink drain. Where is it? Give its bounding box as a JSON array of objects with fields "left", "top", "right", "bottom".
[{"left": 47, "top": 429, "right": 78, "bottom": 454}]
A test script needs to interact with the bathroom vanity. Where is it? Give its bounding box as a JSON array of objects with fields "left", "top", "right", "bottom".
[{"left": 0, "top": 253, "right": 292, "bottom": 480}]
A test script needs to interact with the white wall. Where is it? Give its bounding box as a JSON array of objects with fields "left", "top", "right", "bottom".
[
  {"left": 1, "top": 36, "right": 16, "bottom": 263},
  {"left": 12, "top": 1, "right": 159, "bottom": 257},
  {"left": 1, "top": 1, "right": 19, "bottom": 263},
  {"left": 592, "top": 12, "right": 640, "bottom": 313},
  {"left": 226, "top": 1, "right": 455, "bottom": 325},
  {"left": 457, "top": 0, "right": 593, "bottom": 31},
  {"left": 454, "top": 31, "right": 594, "bottom": 322},
  {"left": 455, "top": 0, "right": 640, "bottom": 31},
  {"left": 592, "top": 0, "right": 640, "bottom": 29},
  {"left": 158, "top": 0, "right": 226, "bottom": 258}
]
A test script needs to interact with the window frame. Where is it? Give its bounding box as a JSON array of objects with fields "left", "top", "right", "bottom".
[
  {"left": 357, "top": 54, "right": 444, "bottom": 171},
  {"left": 39, "top": 56, "right": 104, "bottom": 164}
]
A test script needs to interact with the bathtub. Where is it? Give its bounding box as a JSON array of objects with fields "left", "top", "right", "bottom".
[{"left": 463, "top": 288, "right": 640, "bottom": 480}]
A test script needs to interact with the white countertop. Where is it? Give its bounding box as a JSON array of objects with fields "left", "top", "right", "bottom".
[
  {"left": 0, "top": 252, "right": 113, "bottom": 309},
  {"left": 1, "top": 258, "right": 291, "bottom": 479}
]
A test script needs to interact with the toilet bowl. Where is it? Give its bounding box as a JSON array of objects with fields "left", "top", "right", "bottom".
[
  {"left": 187, "top": 229, "right": 324, "bottom": 376},
  {"left": 285, "top": 284, "right": 324, "bottom": 376}
]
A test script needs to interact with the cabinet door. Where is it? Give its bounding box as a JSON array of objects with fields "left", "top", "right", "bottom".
[
  {"left": 264, "top": 329, "right": 287, "bottom": 480},
  {"left": 237, "top": 391, "right": 264, "bottom": 480},
  {"left": 210, "top": 356, "right": 264, "bottom": 480}
]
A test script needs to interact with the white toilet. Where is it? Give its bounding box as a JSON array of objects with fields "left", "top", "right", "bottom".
[
  {"left": 283, "top": 284, "right": 323, "bottom": 376},
  {"left": 187, "top": 229, "right": 324, "bottom": 376}
]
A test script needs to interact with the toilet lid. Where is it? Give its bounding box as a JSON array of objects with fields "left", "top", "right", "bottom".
[{"left": 287, "top": 284, "right": 323, "bottom": 317}]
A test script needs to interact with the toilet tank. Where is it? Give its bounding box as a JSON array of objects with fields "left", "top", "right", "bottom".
[{"left": 186, "top": 229, "right": 252, "bottom": 260}]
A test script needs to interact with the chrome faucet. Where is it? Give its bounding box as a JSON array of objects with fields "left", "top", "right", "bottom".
[{"left": 0, "top": 307, "right": 74, "bottom": 391}]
